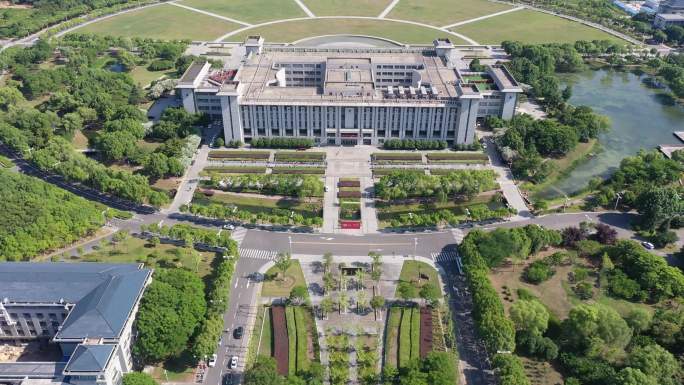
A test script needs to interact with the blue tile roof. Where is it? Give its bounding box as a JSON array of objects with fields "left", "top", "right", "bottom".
[
  {"left": 63, "top": 345, "right": 115, "bottom": 373},
  {"left": 0, "top": 263, "right": 151, "bottom": 339}
]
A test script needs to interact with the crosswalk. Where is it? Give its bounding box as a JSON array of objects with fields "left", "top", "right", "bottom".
[
  {"left": 231, "top": 227, "right": 248, "bottom": 246},
  {"left": 431, "top": 251, "right": 459, "bottom": 262},
  {"left": 239, "top": 248, "right": 279, "bottom": 260},
  {"left": 451, "top": 228, "right": 465, "bottom": 243}
]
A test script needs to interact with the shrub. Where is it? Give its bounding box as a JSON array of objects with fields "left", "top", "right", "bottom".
[
  {"left": 147, "top": 59, "right": 175, "bottom": 71},
  {"left": 523, "top": 260, "right": 554, "bottom": 284},
  {"left": 251, "top": 137, "right": 314, "bottom": 149},
  {"left": 382, "top": 138, "right": 447, "bottom": 150},
  {"left": 573, "top": 281, "right": 593, "bottom": 300},
  {"left": 648, "top": 230, "right": 678, "bottom": 248},
  {"left": 285, "top": 306, "right": 297, "bottom": 375},
  {"left": 607, "top": 270, "right": 645, "bottom": 301}
]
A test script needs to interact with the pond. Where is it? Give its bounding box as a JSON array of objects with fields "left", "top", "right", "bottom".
[{"left": 539, "top": 68, "right": 684, "bottom": 199}]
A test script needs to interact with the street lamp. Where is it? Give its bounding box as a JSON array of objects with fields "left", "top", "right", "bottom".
[
  {"left": 414, "top": 238, "right": 418, "bottom": 257},
  {"left": 288, "top": 236, "right": 292, "bottom": 255}
]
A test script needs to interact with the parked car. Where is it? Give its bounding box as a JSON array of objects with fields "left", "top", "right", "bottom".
[
  {"left": 324, "top": 186, "right": 330, "bottom": 192},
  {"left": 233, "top": 326, "right": 243, "bottom": 339},
  {"left": 223, "top": 224, "right": 235, "bottom": 230},
  {"left": 641, "top": 241, "right": 655, "bottom": 250},
  {"left": 222, "top": 373, "right": 232, "bottom": 385},
  {"left": 208, "top": 353, "right": 217, "bottom": 367},
  {"left": 229, "top": 356, "right": 238, "bottom": 370}
]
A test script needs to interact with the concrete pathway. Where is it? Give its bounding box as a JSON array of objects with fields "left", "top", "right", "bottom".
[
  {"left": 323, "top": 176, "right": 339, "bottom": 233},
  {"left": 484, "top": 138, "right": 532, "bottom": 220},
  {"left": 442, "top": 6, "right": 525, "bottom": 28},
  {"left": 164, "top": 145, "right": 210, "bottom": 214},
  {"left": 293, "top": 0, "right": 316, "bottom": 17},
  {"left": 360, "top": 176, "right": 379, "bottom": 234},
  {"left": 168, "top": 1, "right": 252, "bottom": 26},
  {"left": 378, "top": 0, "right": 400, "bottom": 18}
]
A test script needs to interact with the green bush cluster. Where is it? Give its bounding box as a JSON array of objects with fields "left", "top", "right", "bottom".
[
  {"left": 382, "top": 139, "right": 447, "bottom": 150},
  {"left": 285, "top": 306, "right": 297, "bottom": 375},
  {"left": 250, "top": 137, "right": 314, "bottom": 149},
  {"left": 523, "top": 260, "right": 555, "bottom": 284},
  {"left": 375, "top": 169, "right": 497, "bottom": 200},
  {"left": 388, "top": 204, "right": 512, "bottom": 228},
  {"left": 208, "top": 174, "right": 324, "bottom": 197},
  {"left": 327, "top": 334, "right": 350, "bottom": 385},
  {"left": 184, "top": 202, "right": 323, "bottom": 227},
  {"left": 292, "top": 307, "right": 311, "bottom": 373}
]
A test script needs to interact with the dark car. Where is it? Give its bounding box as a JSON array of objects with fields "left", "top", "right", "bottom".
[
  {"left": 233, "top": 326, "right": 244, "bottom": 339},
  {"left": 222, "top": 373, "right": 232, "bottom": 385}
]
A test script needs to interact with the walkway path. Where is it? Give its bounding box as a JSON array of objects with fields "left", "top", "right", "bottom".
[
  {"left": 378, "top": 0, "right": 401, "bottom": 19},
  {"left": 481, "top": 136, "right": 532, "bottom": 219},
  {"left": 293, "top": 0, "right": 315, "bottom": 18},
  {"left": 360, "top": 176, "right": 379, "bottom": 234},
  {"left": 163, "top": 144, "right": 210, "bottom": 214},
  {"left": 322, "top": 176, "right": 338, "bottom": 233},
  {"left": 442, "top": 6, "right": 525, "bottom": 28},
  {"left": 168, "top": 1, "right": 252, "bottom": 26}
]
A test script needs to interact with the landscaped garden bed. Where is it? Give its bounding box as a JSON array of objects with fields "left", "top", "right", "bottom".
[
  {"left": 274, "top": 151, "right": 326, "bottom": 163},
  {"left": 201, "top": 166, "right": 266, "bottom": 175},
  {"left": 271, "top": 166, "right": 325, "bottom": 175},
  {"left": 373, "top": 168, "right": 423, "bottom": 176},
  {"left": 327, "top": 333, "right": 350, "bottom": 385},
  {"left": 419, "top": 307, "right": 433, "bottom": 358},
  {"left": 271, "top": 306, "right": 289, "bottom": 375},
  {"left": 338, "top": 180, "right": 360, "bottom": 188},
  {"left": 339, "top": 200, "right": 361, "bottom": 220},
  {"left": 207, "top": 174, "right": 324, "bottom": 197},
  {"left": 426, "top": 152, "right": 489, "bottom": 164},
  {"left": 372, "top": 152, "right": 423, "bottom": 164},
  {"left": 338, "top": 190, "right": 362, "bottom": 198},
  {"left": 208, "top": 150, "right": 270, "bottom": 160}
]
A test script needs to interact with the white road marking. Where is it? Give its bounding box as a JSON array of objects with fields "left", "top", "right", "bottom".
[
  {"left": 168, "top": 1, "right": 252, "bottom": 26},
  {"left": 378, "top": 0, "right": 400, "bottom": 18},
  {"left": 293, "top": 0, "right": 315, "bottom": 17},
  {"left": 441, "top": 6, "right": 525, "bottom": 29},
  {"left": 234, "top": 279, "right": 239, "bottom": 288},
  {"left": 246, "top": 280, "right": 250, "bottom": 288}
]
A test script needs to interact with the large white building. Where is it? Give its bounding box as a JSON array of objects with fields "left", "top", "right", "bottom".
[
  {"left": 0, "top": 263, "right": 152, "bottom": 385},
  {"left": 177, "top": 37, "right": 522, "bottom": 146}
]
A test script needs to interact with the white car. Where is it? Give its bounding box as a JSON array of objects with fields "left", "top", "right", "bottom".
[
  {"left": 641, "top": 241, "right": 655, "bottom": 250},
  {"left": 208, "top": 353, "right": 217, "bottom": 367},
  {"left": 229, "top": 356, "right": 238, "bottom": 370},
  {"left": 223, "top": 224, "right": 235, "bottom": 230},
  {"left": 324, "top": 186, "right": 330, "bottom": 192}
]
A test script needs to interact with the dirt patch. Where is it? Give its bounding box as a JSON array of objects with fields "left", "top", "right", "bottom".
[
  {"left": 271, "top": 306, "right": 289, "bottom": 376},
  {"left": 489, "top": 249, "right": 575, "bottom": 319},
  {"left": 0, "top": 1, "right": 32, "bottom": 9},
  {"left": 419, "top": 307, "right": 433, "bottom": 359}
]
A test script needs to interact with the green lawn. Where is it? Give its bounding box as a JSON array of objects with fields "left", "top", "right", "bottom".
[
  {"left": 262, "top": 260, "right": 307, "bottom": 297},
  {"left": 179, "top": 0, "right": 306, "bottom": 24},
  {"left": 79, "top": 3, "right": 240, "bottom": 40},
  {"left": 301, "top": 0, "right": 393, "bottom": 16},
  {"left": 384, "top": 307, "right": 402, "bottom": 368},
  {"left": 0, "top": 154, "right": 14, "bottom": 168},
  {"left": 130, "top": 66, "right": 174, "bottom": 87},
  {"left": 396, "top": 260, "right": 442, "bottom": 298},
  {"left": 226, "top": 18, "right": 468, "bottom": 44},
  {"left": 453, "top": 9, "right": 624, "bottom": 44},
  {"left": 193, "top": 192, "right": 323, "bottom": 218},
  {"left": 80, "top": 235, "right": 216, "bottom": 277},
  {"left": 389, "top": 0, "right": 513, "bottom": 26}
]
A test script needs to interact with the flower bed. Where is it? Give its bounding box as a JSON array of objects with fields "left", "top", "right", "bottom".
[
  {"left": 271, "top": 167, "right": 325, "bottom": 175},
  {"left": 208, "top": 150, "right": 270, "bottom": 160},
  {"left": 338, "top": 190, "right": 362, "bottom": 199},
  {"left": 419, "top": 307, "right": 433, "bottom": 359},
  {"left": 274, "top": 151, "right": 326, "bottom": 163},
  {"left": 372, "top": 153, "right": 423, "bottom": 163},
  {"left": 271, "top": 306, "right": 289, "bottom": 376},
  {"left": 202, "top": 166, "right": 266, "bottom": 174},
  {"left": 338, "top": 180, "right": 360, "bottom": 188}
]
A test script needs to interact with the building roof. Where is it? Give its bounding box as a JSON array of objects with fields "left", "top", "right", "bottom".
[
  {"left": 656, "top": 12, "right": 684, "bottom": 20},
  {"left": 63, "top": 345, "right": 114, "bottom": 373},
  {"left": 1, "top": 263, "right": 151, "bottom": 340},
  {"left": 0, "top": 362, "right": 66, "bottom": 379}
]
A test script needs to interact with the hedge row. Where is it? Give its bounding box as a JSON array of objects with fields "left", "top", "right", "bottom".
[
  {"left": 410, "top": 307, "right": 420, "bottom": 361},
  {"left": 274, "top": 152, "right": 326, "bottom": 162},
  {"left": 204, "top": 166, "right": 266, "bottom": 174},
  {"left": 372, "top": 153, "right": 423, "bottom": 161},
  {"left": 251, "top": 137, "right": 314, "bottom": 149},
  {"left": 285, "top": 306, "right": 297, "bottom": 375},
  {"left": 384, "top": 307, "right": 402, "bottom": 368},
  {"left": 426, "top": 152, "right": 489, "bottom": 161},
  {"left": 208, "top": 150, "right": 270, "bottom": 159},
  {"left": 293, "top": 306, "right": 310, "bottom": 373},
  {"left": 398, "top": 308, "right": 413, "bottom": 368},
  {"left": 383, "top": 139, "right": 448, "bottom": 150},
  {"left": 271, "top": 167, "right": 325, "bottom": 175}
]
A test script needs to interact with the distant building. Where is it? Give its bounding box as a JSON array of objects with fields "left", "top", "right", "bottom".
[
  {"left": 177, "top": 37, "right": 522, "bottom": 146},
  {"left": 0, "top": 263, "right": 152, "bottom": 385},
  {"left": 655, "top": 0, "right": 684, "bottom": 27}
]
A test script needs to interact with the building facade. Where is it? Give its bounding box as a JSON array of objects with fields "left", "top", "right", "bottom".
[
  {"left": 0, "top": 263, "right": 152, "bottom": 385},
  {"left": 177, "top": 37, "right": 522, "bottom": 146}
]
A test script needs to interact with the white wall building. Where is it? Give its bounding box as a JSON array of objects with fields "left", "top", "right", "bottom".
[{"left": 177, "top": 37, "right": 522, "bottom": 146}]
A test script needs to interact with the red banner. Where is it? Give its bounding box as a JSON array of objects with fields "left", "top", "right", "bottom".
[{"left": 340, "top": 220, "right": 361, "bottom": 229}]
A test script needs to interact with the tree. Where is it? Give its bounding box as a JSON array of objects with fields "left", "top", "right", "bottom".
[
  {"left": 273, "top": 252, "right": 292, "bottom": 281},
  {"left": 370, "top": 296, "right": 385, "bottom": 312},
  {"left": 122, "top": 373, "right": 158, "bottom": 385},
  {"left": 322, "top": 252, "right": 333, "bottom": 273},
  {"left": 625, "top": 308, "right": 652, "bottom": 334},
  {"left": 626, "top": 344, "right": 679, "bottom": 385},
  {"left": 338, "top": 293, "right": 349, "bottom": 314},
  {"left": 356, "top": 290, "right": 368, "bottom": 314},
  {"left": 289, "top": 285, "right": 308, "bottom": 305},
  {"left": 419, "top": 283, "right": 440, "bottom": 306},
  {"left": 562, "top": 303, "right": 632, "bottom": 361},
  {"left": 397, "top": 281, "right": 417, "bottom": 300},
  {"left": 509, "top": 299, "right": 549, "bottom": 335},
  {"left": 469, "top": 58, "right": 485, "bottom": 72},
  {"left": 562, "top": 226, "right": 587, "bottom": 247},
  {"left": 421, "top": 352, "right": 457, "bottom": 385},
  {"left": 143, "top": 153, "right": 170, "bottom": 180},
  {"left": 320, "top": 296, "right": 334, "bottom": 319},
  {"left": 244, "top": 356, "right": 283, "bottom": 385},
  {"left": 615, "top": 368, "right": 658, "bottom": 385},
  {"left": 594, "top": 223, "right": 617, "bottom": 245},
  {"left": 0, "top": 86, "right": 25, "bottom": 110},
  {"left": 635, "top": 187, "right": 683, "bottom": 231}
]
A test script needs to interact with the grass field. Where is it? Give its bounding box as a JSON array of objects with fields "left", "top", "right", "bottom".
[
  {"left": 226, "top": 18, "right": 468, "bottom": 44},
  {"left": 180, "top": 0, "right": 306, "bottom": 24},
  {"left": 301, "top": 0, "right": 393, "bottom": 16},
  {"left": 80, "top": 235, "right": 216, "bottom": 277},
  {"left": 262, "top": 260, "right": 307, "bottom": 297},
  {"left": 388, "top": 0, "right": 513, "bottom": 26},
  {"left": 396, "top": 261, "right": 441, "bottom": 298},
  {"left": 130, "top": 66, "right": 174, "bottom": 87},
  {"left": 79, "top": 3, "right": 240, "bottom": 40},
  {"left": 193, "top": 192, "right": 323, "bottom": 218},
  {"left": 453, "top": 9, "right": 623, "bottom": 44},
  {"left": 384, "top": 307, "right": 402, "bottom": 368}
]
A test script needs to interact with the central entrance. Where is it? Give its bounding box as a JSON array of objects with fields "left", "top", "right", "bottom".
[{"left": 340, "top": 132, "right": 358, "bottom": 146}]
